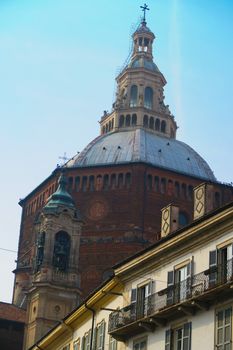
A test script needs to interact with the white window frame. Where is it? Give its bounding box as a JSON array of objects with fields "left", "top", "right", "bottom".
[
  {"left": 133, "top": 337, "right": 147, "bottom": 350},
  {"left": 216, "top": 306, "right": 232, "bottom": 349}
]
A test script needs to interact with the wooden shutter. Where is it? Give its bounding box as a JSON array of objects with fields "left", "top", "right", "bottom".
[
  {"left": 130, "top": 288, "right": 137, "bottom": 320},
  {"left": 165, "top": 329, "right": 172, "bottom": 350},
  {"left": 92, "top": 327, "right": 97, "bottom": 350},
  {"left": 101, "top": 321, "right": 106, "bottom": 350},
  {"left": 209, "top": 250, "right": 217, "bottom": 286},
  {"left": 186, "top": 257, "right": 194, "bottom": 297},
  {"left": 131, "top": 288, "right": 137, "bottom": 303},
  {"left": 167, "top": 270, "right": 174, "bottom": 305},
  {"left": 183, "top": 322, "right": 192, "bottom": 350},
  {"left": 81, "top": 336, "right": 85, "bottom": 350}
]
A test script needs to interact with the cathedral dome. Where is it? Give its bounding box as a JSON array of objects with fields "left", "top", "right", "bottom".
[{"left": 66, "top": 129, "right": 215, "bottom": 181}]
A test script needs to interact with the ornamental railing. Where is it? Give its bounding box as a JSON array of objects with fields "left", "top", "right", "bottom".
[{"left": 109, "top": 258, "right": 233, "bottom": 332}]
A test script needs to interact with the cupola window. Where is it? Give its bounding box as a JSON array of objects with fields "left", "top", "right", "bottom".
[
  {"left": 144, "top": 87, "right": 153, "bottom": 109},
  {"left": 130, "top": 85, "right": 138, "bottom": 107},
  {"left": 161, "top": 120, "right": 166, "bottom": 133},
  {"left": 53, "top": 231, "right": 71, "bottom": 272}
]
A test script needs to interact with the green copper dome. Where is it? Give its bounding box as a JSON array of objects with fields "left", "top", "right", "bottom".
[{"left": 44, "top": 173, "right": 75, "bottom": 213}]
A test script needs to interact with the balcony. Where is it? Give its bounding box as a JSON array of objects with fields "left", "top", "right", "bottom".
[{"left": 109, "top": 259, "right": 233, "bottom": 340}]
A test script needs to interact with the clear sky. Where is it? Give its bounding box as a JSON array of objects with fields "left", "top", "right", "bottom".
[{"left": 0, "top": 0, "right": 233, "bottom": 303}]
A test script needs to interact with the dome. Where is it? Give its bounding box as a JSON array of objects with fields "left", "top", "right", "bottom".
[
  {"left": 128, "top": 56, "right": 159, "bottom": 72},
  {"left": 66, "top": 129, "right": 216, "bottom": 181}
]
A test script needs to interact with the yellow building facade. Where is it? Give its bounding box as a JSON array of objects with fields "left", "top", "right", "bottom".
[{"left": 30, "top": 183, "right": 233, "bottom": 350}]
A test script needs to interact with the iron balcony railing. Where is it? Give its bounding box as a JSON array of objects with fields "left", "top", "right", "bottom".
[{"left": 109, "top": 258, "right": 233, "bottom": 333}]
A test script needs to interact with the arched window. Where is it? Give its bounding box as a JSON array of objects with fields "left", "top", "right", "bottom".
[
  {"left": 149, "top": 116, "right": 154, "bottom": 129},
  {"left": 175, "top": 182, "right": 180, "bottom": 197},
  {"left": 111, "top": 118, "right": 114, "bottom": 129},
  {"left": 161, "top": 178, "right": 166, "bottom": 194},
  {"left": 130, "top": 85, "right": 138, "bottom": 107},
  {"left": 103, "top": 174, "right": 109, "bottom": 190},
  {"left": 132, "top": 114, "right": 137, "bottom": 126},
  {"left": 118, "top": 173, "right": 124, "bottom": 189},
  {"left": 161, "top": 120, "right": 166, "bottom": 133},
  {"left": 53, "top": 231, "right": 70, "bottom": 272},
  {"left": 89, "top": 176, "right": 95, "bottom": 191},
  {"left": 144, "top": 87, "right": 153, "bottom": 109},
  {"left": 82, "top": 176, "right": 87, "bottom": 191},
  {"left": 154, "top": 176, "right": 159, "bottom": 192},
  {"left": 155, "top": 118, "right": 160, "bottom": 131},
  {"left": 102, "top": 126, "right": 105, "bottom": 134},
  {"left": 143, "top": 115, "right": 148, "bottom": 128},
  {"left": 119, "top": 115, "right": 125, "bottom": 128},
  {"left": 126, "top": 114, "right": 131, "bottom": 127},
  {"left": 106, "top": 124, "right": 109, "bottom": 133},
  {"left": 35, "top": 231, "right": 45, "bottom": 272},
  {"left": 125, "top": 173, "right": 131, "bottom": 189},
  {"left": 75, "top": 176, "right": 80, "bottom": 191},
  {"left": 168, "top": 180, "right": 173, "bottom": 196}
]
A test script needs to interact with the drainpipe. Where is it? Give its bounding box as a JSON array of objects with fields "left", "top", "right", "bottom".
[{"left": 85, "top": 303, "right": 95, "bottom": 350}]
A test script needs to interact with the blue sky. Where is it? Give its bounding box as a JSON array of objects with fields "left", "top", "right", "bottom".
[{"left": 0, "top": 0, "right": 233, "bottom": 302}]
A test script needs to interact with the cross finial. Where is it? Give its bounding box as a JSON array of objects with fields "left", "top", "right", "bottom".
[
  {"left": 59, "top": 152, "right": 69, "bottom": 166},
  {"left": 140, "top": 3, "right": 150, "bottom": 23}
]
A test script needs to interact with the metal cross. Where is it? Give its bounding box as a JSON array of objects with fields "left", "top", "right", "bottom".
[
  {"left": 59, "top": 152, "right": 69, "bottom": 165},
  {"left": 140, "top": 3, "right": 150, "bottom": 22}
]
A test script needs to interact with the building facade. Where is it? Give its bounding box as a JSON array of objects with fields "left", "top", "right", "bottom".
[{"left": 29, "top": 183, "right": 233, "bottom": 350}]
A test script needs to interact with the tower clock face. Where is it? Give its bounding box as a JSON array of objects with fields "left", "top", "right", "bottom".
[{"left": 87, "top": 200, "right": 108, "bottom": 220}]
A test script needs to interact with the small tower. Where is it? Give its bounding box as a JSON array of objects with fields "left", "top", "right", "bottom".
[
  {"left": 99, "top": 5, "right": 177, "bottom": 139},
  {"left": 24, "top": 173, "right": 82, "bottom": 350}
]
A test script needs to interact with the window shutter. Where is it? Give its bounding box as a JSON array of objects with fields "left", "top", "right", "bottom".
[
  {"left": 209, "top": 250, "right": 217, "bottom": 286},
  {"left": 81, "top": 337, "right": 85, "bottom": 350},
  {"left": 183, "top": 322, "right": 192, "bottom": 350},
  {"left": 101, "top": 321, "right": 106, "bottom": 350},
  {"left": 187, "top": 257, "right": 194, "bottom": 297},
  {"left": 131, "top": 288, "right": 137, "bottom": 303},
  {"left": 167, "top": 270, "right": 174, "bottom": 305},
  {"left": 92, "top": 327, "right": 97, "bottom": 350},
  {"left": 165, "top": 329, "right": 172, "bottom": 350}
]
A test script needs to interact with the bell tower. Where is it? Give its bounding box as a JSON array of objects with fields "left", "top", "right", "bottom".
[{"left": 23, "top": 174, "right": 82, "bottom": 350}]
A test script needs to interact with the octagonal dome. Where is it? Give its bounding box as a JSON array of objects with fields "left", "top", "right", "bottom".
[{"left": 66, "top": 129, "right": 215, "bottom": 181}]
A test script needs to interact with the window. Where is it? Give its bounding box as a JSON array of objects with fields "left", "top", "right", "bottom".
[
  {"left": 149, "top": 116, "right": 154, "bottom": 129},
  {"left": 165, "top": 323, "right": 192, "bottom": 350},
  {"left": 216, "top": 307, "right": 232, "bottom": 350},
  {"left": 133, "top": 338, "right": 147, "bottom": 350},
  {"left": 144, "top": 87, "right": 153, "bottom": 109},
  {"left": 73, "top": 339, "right": 80, "bottom": 350},
  {"left": 143, "top": 115, "right": 148, "bottom": 128},
  {"left": 209, "top": 243, "right": 233, "bottom": 286},
  {"left": 53, "top": 231, "right": 70, "bottom": 271},
  {"left": 130, "top": 85, "right": 138, "bottom": 107},
  {"left": 167, "top": 260, "right": 193, "bottom": 305},
  {"left": 126, "top": 114, "right": 131, "bottom": 126},
  {"left": 95, "top": 320, "right": 106, "bottom": 350},
  {"left": 131, "top": 281, "right": 154, "bottom": 320},
  {"left": 161, "top": 120, "right": 166, "bottom": 133},
  {"left": 132, "top": 114, "right": 137, "bottom": 126},
  {"left": 109, "top": 336, "right": 117, "bottom": 350},
  {"left": 119, "top": 115, "right": 124, "bottom": 127},
  {"left": 82, "top": 330, "right": 91, "bottom": 350}
]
